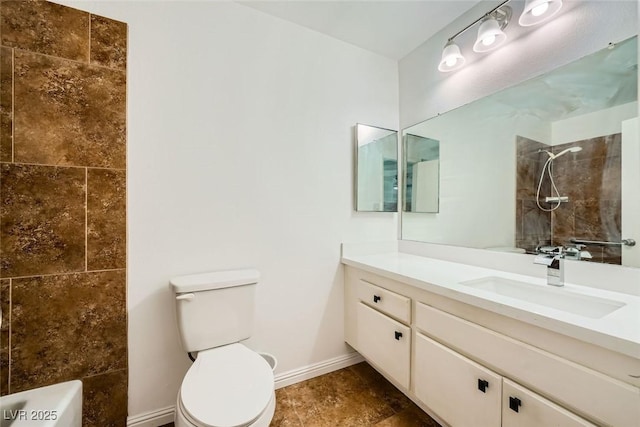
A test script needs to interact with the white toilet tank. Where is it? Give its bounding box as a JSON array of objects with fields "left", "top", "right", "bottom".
[{"left": 170, "top": 269, "right": 259, "bottom": 353}]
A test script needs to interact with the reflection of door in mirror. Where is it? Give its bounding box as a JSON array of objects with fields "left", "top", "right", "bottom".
[
  {"left": 355, "top": 124, "right": 398, "bottom": 212},
  {"left": 404, "top": 134, "right": 439, "bottom": 213}
]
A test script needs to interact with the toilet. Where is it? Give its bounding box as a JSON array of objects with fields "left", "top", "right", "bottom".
[{"left": 170, "top": 269, "right": 276, "bottom": 427}]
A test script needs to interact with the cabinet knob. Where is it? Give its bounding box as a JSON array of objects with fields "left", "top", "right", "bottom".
[
  {"left": 509, "top": 396, "right": 522, "bottom": 413},
  {"left": 394, "top": 331, "right": 403, "bottom": 340},
  {"left": 477, "top": 379, "right": 489, "bottom": 393},
  {"left": 373, "top": 295, "right": 381, "bottom": 303}
]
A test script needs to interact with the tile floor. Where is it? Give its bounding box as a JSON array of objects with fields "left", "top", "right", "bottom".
[{"left": 163, "top": 362, "right": 440, "bottom": 427}]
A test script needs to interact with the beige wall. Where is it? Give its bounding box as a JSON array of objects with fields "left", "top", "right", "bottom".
[{"left": 0, "top": 1, "right": 127, "bottom": 425}]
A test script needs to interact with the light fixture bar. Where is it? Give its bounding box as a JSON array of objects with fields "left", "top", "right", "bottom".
[
  {"left": 447, "top": 0, "right": 512, "bottom": 43},
  {"left": 438, "top": 0, "right": 564, "bottom": 72}
]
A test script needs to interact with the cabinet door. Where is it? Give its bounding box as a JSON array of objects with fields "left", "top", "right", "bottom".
[
  {"left": 503, "top": 379, "right": 597, "bottom": 427},
  {"left": 356, "top": 302, "right": 411, "bottom": 389},
  {"left": 414, "top": 332, "right": 501, "bottom": 427}
]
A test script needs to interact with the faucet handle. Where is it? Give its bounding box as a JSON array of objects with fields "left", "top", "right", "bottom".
[{"left": 536, "top": 245, "right": 564, "bottom": 256}]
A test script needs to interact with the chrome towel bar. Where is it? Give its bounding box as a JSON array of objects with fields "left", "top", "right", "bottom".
[{"left": 570, "top": 238, "right": 636, "bottom": 247}]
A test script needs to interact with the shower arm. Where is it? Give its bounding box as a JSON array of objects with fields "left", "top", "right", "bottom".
[{"left": 570, "top": 238, "right": 636, "bottom": 247}]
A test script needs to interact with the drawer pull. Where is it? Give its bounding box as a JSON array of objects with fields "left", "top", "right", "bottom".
[
  {"left": 373, "top": 295, "right": 381, "bottom": 303},
  {"left": 509, "top": 396, "right": 521, "bottom": 413},
  {"left": 477, "top": 379, "right": 489, "bottom": 393},
  {"left": 394, "top": 331, "right": 403, "bottom": 340}
]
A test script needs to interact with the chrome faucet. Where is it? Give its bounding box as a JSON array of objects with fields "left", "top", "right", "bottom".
[{"left": 534, "top": 246, "right": 565, "bottom": 287}]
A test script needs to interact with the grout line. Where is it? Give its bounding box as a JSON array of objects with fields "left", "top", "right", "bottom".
[
  {"left": 3, "top": 268, "right": 126, "bottom": 281},
  {"left": 88, "top": 14, "right": 92, "bottom": 65},
  {"left": 0, "top": 161, "right": 125, "bottom": 172},
  {"left": 11, "top": 47, "right": 14, "bottom": 163},
  {"left": 6, "top": 46, "right": 125, "bottom": 73},
  {"left": 85, "top": 167, "right": 88, "bottom": 272},
  {"left": 7, "top": 278, "right": 11, "bottom": 394},
  {"left": 81, "top": 366, "right": 127, "bottom": 381}
]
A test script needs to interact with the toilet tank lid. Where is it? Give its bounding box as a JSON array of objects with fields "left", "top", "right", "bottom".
[{"left": 170, "top": 269, "right": 260, "bottom": 293}]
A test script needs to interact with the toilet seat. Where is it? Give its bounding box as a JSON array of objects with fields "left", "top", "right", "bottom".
[{"left": 179, "top": 343, "right": 274, "bottom": 427}]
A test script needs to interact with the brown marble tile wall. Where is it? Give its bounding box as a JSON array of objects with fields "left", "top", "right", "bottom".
[
  {"left": 551, "top": 135, "right": 622, "bottom": 264},
  {"left": 516, "top": 134, "right": 622, "bottom": 264},
  {"left": 0, "top": 1, "right": 128, "bottom": 425},
  {"left": 0, "top": 279, "right": 9, "bottom": 395},
  {"left": 0, "top": 47, "right": 11, "bottom": 162}
]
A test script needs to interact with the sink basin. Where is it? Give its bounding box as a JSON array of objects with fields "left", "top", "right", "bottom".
[
  {"left": 0, "top": 381, "right": 82, "bottom": 427},
  {"left": 460, "top": 276, "right": 625, "bottom": 319}
]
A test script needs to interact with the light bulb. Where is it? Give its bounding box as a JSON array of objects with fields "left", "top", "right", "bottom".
[
  {"left": 519, "top": 0, "right": 562, "bottom": 26},
  {"left": 482, "top": 35, "right": 496, "bottom": 46},
  {"left": 438, "top": 40, "right": 465, "bottom": 72},
  {"left": 531, "top": 2, "right": 549, "bottom": 16},
  {"left": 473, "top": 14, "right": 507, "bottom": 53}
]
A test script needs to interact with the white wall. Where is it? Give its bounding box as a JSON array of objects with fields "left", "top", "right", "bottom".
[
  {"left": 57, "top": 0, "right": 399, "bottom": 420},
  {"left": 551, "top": 102, "right": 638, "bottom": 145}
]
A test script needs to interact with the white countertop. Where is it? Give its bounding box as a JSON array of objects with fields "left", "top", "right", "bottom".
[{"left": 342, "top": 251, "right": 640, "bottom": 359}]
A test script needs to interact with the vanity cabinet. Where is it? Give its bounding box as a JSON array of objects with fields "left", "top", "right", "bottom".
[{"left": 343, "top": 265, "right": 640, "bottom": 427}]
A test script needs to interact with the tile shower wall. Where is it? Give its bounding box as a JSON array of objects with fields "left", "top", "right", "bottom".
[
  {"left": 0, "top": 1, "right": 127, "bottom": 425},
  {"left": 516, "top": 135, "right": 622, "bottom": 264}
]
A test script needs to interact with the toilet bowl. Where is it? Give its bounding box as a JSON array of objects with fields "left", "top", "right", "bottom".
[{"left": 175, "top": 343, "right": 275, "bottom": 427}]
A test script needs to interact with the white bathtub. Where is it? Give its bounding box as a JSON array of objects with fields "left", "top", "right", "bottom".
[{"left": 0, "top": 381, "right": 82, "bottom": 427}]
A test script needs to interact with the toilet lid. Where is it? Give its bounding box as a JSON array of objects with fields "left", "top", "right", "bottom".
[{"left": 180, "top": 344, "right": 274, "bottom": 427}]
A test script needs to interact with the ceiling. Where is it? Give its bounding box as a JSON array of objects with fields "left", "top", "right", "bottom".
[{"left": 237, "top": 1, "right": 483, "bottom": 60}]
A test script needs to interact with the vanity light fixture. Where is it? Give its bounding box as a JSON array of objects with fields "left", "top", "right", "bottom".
[
  {"left": 438, "top": 0, "right": 563, "bottom": 72},
  {"left": 519, "top": 0, "right": 563, "bottom": 26},
  {"left": 473, "top": 7, "right": 511, "bottom": 53}
]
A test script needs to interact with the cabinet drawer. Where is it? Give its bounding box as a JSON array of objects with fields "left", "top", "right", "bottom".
[
  {"left": 503, "top": 379, "right": 596, "bottom": 427},
  {"left": 415, "top": 332, "right": 502, "bottom": 427},
  {"left": 356, "top": 302, "right": 411, "bottom": 389},
  {"left": 357, "top": 279, "right": 411, "bottom": 324},
  {"left": 415, "top": 302, "right": 640, "bottom": 427}
]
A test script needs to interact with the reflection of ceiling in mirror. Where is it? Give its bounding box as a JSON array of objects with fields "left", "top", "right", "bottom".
[
  {"left": 485, "top": 36, "right": 637, "bottom": 122},
  {"left": 357, "top": 124, "right": 396, "bottom": 147}
]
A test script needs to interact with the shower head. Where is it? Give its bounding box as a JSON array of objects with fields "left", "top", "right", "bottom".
[
  {"left": 553, "top": 146, "right": 582, "bottom": 159},
  {"left": 538, "top": 146, "right": 582, "bottom": 160}
]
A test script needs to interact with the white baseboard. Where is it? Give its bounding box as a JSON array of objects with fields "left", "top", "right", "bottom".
[
  {"left": 274, "top": 351, "right": 364, "bottom": 389},
  {"left": 126, "top": 351, "right": 363, "bottom": 427},
  {"left": 127, "top": 405, "right": 174, "bottom": 427}
]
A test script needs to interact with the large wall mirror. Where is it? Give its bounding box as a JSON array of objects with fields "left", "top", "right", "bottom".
[
  {"left": 402, "top": 36, "right": 639, "bottom": 267},
  {"left": 355, "top": 123, "right": 398, "bottom": 212}
]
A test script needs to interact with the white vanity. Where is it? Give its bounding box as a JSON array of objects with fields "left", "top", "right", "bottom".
[{"left": 342, "top": 244, "right": 640, "bottom": 427}]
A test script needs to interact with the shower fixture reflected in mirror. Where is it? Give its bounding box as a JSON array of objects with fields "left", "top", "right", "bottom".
[{"left": 535, "top": 146, "right": 583, "bottom": 212}]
